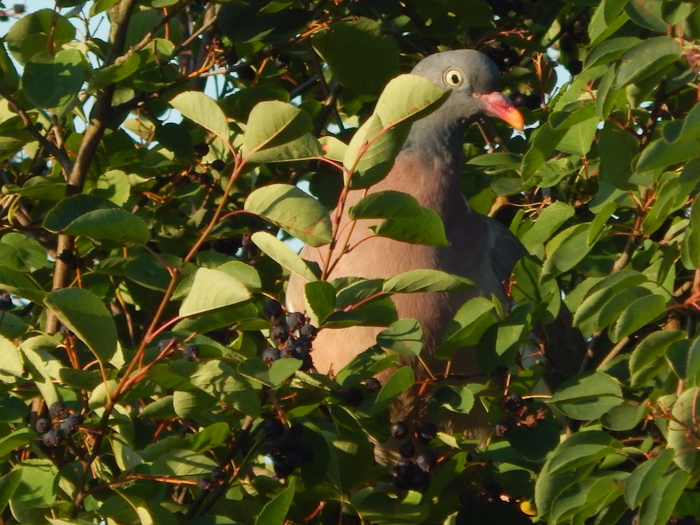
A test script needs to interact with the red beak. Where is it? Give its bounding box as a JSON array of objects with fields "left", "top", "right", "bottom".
[{"left": 474, "top": 92, "right": 525, "bottom": 132}]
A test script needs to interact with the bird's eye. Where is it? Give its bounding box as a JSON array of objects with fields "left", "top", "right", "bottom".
[{"left": 444, "top": 69, "right": 464, "bottom": 87}]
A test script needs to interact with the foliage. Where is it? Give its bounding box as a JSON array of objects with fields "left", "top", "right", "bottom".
[{"left": 0, "top": 0, "right": 698, "bottom": 524}]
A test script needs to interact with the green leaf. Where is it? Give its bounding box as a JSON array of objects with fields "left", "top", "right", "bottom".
[
  {"left": 244, "top": 184, "right": 331, "bottom": 246},
  {"left": 609, "top": 293, "right": 666, "bottom": 342},
  {"left": 630, "top": 330, "right": 685, "bottom": 386},
  {"left": 0, "top": 232, "right": 51, "bottom": 272},
  {"left": 91, "top": 169, "right": 131, "bottom": 206},
  {"left": 662, "top": 102, "right": 700, "bottom": 144},
  {"left": 544, "top": 223, "right": 592, "bottom": 276},
  {"left": 374, "top": 74, "right": 448, "bottom": 127},
  {"left": 377, "top": 319, "right": 423, "bottom": 357},
  {"left": 125, "top": 253, "right": 178, "bottom": 292},
  {"left": 599, "top": 122, "right": 639, "bottom": 189},
  {"left": 43, "top": 194, "right": 116, "bottom": 231},
  {"left": 12, "top": 459, "right": 59, "bottom": 506},
  {"left": 63, "top": 209, "right": 150, "bottom": 245},
  {"left": 682, "top": 198, "right": 700, "bottom": 270},
  {"left": 625, "top": 0, "right": 667, "bottom": 32},
  {"left": 437, "top": 297, "right": 497, "bottom": 359},
  {"left": 0, "top": 335, "right": 23, "bottom": 377},
  {"left": 88, "top": 52, "right": 141, "bottom": 93},
  {"left": 625, "top": 448, "right": 675, "bottom": 508},
  {"left": 383, "top": 269, "right": 473, "bottom": 293},
  {"left": 0, "top": 39, "right": 19, "bottom": 93},
  {"left": 0, "top": 428, "right": 33, "bottom": 458},
  {"left": 23, "top": 50, "right": 83, "bottom": 110},
  {"left": 5, "top": 9, "right": 75, "bottom": 64},
  {"left": 151, "top": 449, "right": 218, "bottom": 477},
  {"left": 250, "top": 231, "right": 319, "bottom": 282},
  {"left": 242, "top": 101, "right": 322, "bottom": 161},
  {"left": 349, "top": 191, "right": 425, "bottom": 220},
  {"left": 370, "top": 207, "right": 449, "bottom": 247},
  {"left": 637, "top": 137, "right": 700, "bottom": 172},
  {"left": 551, "top": 371, "right": 623, "bottom": 420},
  {"left": 434, "top": 384, "right": 475, "bottom": 414},
  {"left": 639, "top": 470, "right": 691, "bottom": 525},
  {"left": 0, "top": 470, "right": 21, "bottom": 516},
  {"left": 519, "top": 201, "right": 575, "bottom": 254},
  {"left": 585, "top": 37, "right": 641, "bottom": 69},
  {"left": 668, "top": 387, "right": 700, "bottom": 475},
  {"left": 0, "top": 266, "right": 44, "bottom": 302},
  {"left": 311, "top": 17, "right": 399, "bottom": 95},
  {"left": 371, "top": 366, "right": 414, "bottom": 415},
  {"left": 179, "top": 268, "right": 251, "bottom": 317},
  {"left": 169, "top": 91, "right": 230, "bottom": 140},
  {"left": 269, "top": 358, "right": 302, "bottom": 386},
  {"left": 614, "top": 36, "right": 680, "bottom": 88},
  {"left": 555, "top": 104, "right": 599, "bottom": 156},
  {"left": 254, "top": 478, "right": 296, "bottom": 525},
  {"left": 44, "top": 288, "right": 117, "bottom": 364},
  {"left": 304, "top": 280, "right": 335, "bottom": 326},
  {"left": 172, "top": 389, "right": 217, "bottom": 419},
  {"left": 139, "top": 396, "right": 177, "bottom": 420}
]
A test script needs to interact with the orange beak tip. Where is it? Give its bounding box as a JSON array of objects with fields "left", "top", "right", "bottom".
[{"left": 476, "top": 92, "right": 525, "bottom": 132}]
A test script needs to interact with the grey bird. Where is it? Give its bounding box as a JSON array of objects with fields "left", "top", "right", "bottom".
[{"left": 287, "top": 49, "right": 583, "bottom": 436}]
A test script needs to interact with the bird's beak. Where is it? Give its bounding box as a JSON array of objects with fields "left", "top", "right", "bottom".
[{"left": 474, "top": 92, "right": 525, "bottom": 132}]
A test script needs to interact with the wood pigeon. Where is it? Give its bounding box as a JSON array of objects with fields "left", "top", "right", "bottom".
[{"left": 287, "top": 49, "right": 585, "bottom": 435}]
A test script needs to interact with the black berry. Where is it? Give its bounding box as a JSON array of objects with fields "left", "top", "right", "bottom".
[
  {"left": 415, "top": 449, "right": 438, "bottom": 472},
  {"left": 566, "top": 59, "right": 583, "bottom": 75},
  {"left": 364, "top": 377, "right": 381, "bottom": 392},
  {"left": 193, "top": 142, "right": 209, "bottom": 157},
  {"left": 299, "top": 323, "right": 317, "bottom": 340},
  {"left": 157, "top": 338, "right": 174, "bottom": 352},
  {"left": 263, "top": 299, "right": 283, "bottom": 320},
  {"left": 182, "top": 344, "right": 200, "bottom": 361},
  {"left": 49, "top": 401, "right": 69, "bottom": 420},
  {"left": 198, "top": 477, "right": 212, "bottom": 491},
  {"left": 504, "top": 393, "right": 524, "bottom": 413},
  {"left": 273, "top": 459, "right": 294, "bottom": 478},
  {"left": 270, "top": 324, "right": 289, "bottom": 344},
  {"left": 416, "top": 422, "right": 438, "bottom": 444},
  {"left": 510, "top": 92, "right": 529, "bottom": 108},
  {"left": 495, "top": 421, "right": 509, "bottom": 437},
  {"left": 211, "top": 467, "right": 226, "bottom": 481},
  {"left": 42, "top": 428, "right": 63, "bottom": 448},
  {"left": 398, "top": 441, "right": 415, "bottom": 458},
  {"left": 60, "top": 413, "right": 84, "bottom": 434},
  {"left": 286, "top": 312, "right": 305, "bottom": 332},
  {"left": 343, "top": 388, "right": 363, "bottom": 406},
  {"left": 459, "top": 491, "right": 478, "bottom": 508},
  {"left": 262, "top": 347, "right": 281, "bottom": 364},
  {"left": 0, "top": 293, "right": 12, "bottom": 310},
  {"left": 35, "top": 418, "right": 51, "bottom": 434},
  {"left": 296, "top": 349, "right": 313, "bottom": 371},
  {"left": 263, "top": 418, "right": 285, "bottom": 440},
  {"left": 391, "top": 421, "right": 410, "bottom": 440},
  {"left": 211, "top": 159, "right": 225, "bottom": 171}
]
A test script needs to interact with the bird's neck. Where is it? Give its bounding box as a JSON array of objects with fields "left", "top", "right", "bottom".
[{"left": 401, "top": 113, "right": 466, "bottom": 169}]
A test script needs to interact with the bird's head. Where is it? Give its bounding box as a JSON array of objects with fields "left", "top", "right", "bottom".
[{"left": 411, "top": 49, "right": 524, "bottom": 132}]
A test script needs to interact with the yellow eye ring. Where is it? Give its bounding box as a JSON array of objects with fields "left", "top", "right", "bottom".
[{"left": 444, "top": 68, "right": 464, "bottom": 87}]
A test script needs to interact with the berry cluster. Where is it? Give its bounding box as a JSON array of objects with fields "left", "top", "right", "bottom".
[
  {"left": 487, "top": 0, "right": 524, "bottom": 18},
  {"left": 36, "top": 402, "right": 84, "bottom": 449},
  {"left": 261, "top": 299, "right": 316, "bottom": 371},
  {"left": 485, "top": 42, "right": 521, "bottom": 72},
  {"left": 197, "top": 466, "right": 227, "bottom": 492},
  {"left": 156, "top": 338, "right": 200, "bottom": 361},
  {"left": 494, "top": 393, "right": 546, "bottom": 436},
  {"left": 390, "top": 421, "right": 438, "bottom": 492},
  {"left": 262, "top": 418, "right": 314, "bottom": 478},
  {"left": 510, "top": 90, "right": 543, "bottom": 110}
]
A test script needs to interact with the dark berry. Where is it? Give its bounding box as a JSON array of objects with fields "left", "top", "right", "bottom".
[
  {"left": 281, "top": 339, "right": 296, "bottom": 359},
  {"left": 510, "top": 0, "right": 523, "bottom": 13},
  {"left": 35, "top": 418, "right": 51, "bottom": 434},
  {"left": 60, "top": 413, "right": 84, "bottom": 434},
  {"left": 459, "top": 491, "right": 478, "bottom": 508},
  {"left": 261, "top": 347, "right": 281, "bottom": 364},
  {"left": 285, "top": 449, "right": 306, "bottom": 468},
  {"left": 296, "top": 349, "right": 313, "bottom": 371},
  {"left": 270, "top": 324, "right": 289, "bottom": 344},
  {"left": 566, "top": 59, "right": 583, "bottom": 75},
  {"left": 560, "top": 34, "right": 575, "bottom": 53},
  {"left": 212, "top": 237, "right": 241, "bottom": 255},
  {"left": 342, "top": 388, "right": 363, "bottom": 406},
  {"left": 416, "top": 422, "right": 437, "bottom": 444},
  {"left": 193, "top": 142, "right": 209, "bottom": 157},
  {"left": 263, "top": 299, "right": 283, "bottom": 320},
  {"left": 398, "top": 441, "right": 415, "bottom": 458},
  {"left": 510, "top": 92, "right": 529, "bottom": 108},
  {"left": 364, "top": 377, "right": 381, "bottom": 392},
  {"left": 265, "top": 438, "right": 287, "bottom": 457},
  {"left": 199, "top": 172, "right": 212, "bottom": 186},
  {"left": 211, "top": 159, "right": 226, "bottom": 171},
  {"left": 526, "top": 91, "right": 543, "bottom": 110},
  {"left": 0, "top": 292, "right": 12, "bottom": 310},
  {"left": 286, "top": 312, "right": 305, "bottom": 332},
  {"left": 211, "top": 466, "right": 226, "bottom": 481},
  {"left": 299, "top": 323, "right": 317, "bottom": 340},
  {"left": 415, "top": 449, "right": 438, "bottom": 472},
  {"left": 274, "top": 54, "right": 291, "bottom": 69},
  {"left": 484, "top": 479, "right": 503, "bottom": 498},
  {"left": 289, "top": 422, "right": 304, "bottom": 437},
  {"left": 237, "top": 65, "right": 256, "bottom": 82},
  {"left": 298, "top": 444, "right": 313, "bottom": 463},
  {"left": 495, "top": 421, "right": 509, "bottom": 437},
  {"left": 273, "top": 458, "right": 294, "bottom": 478},
  {"left": 262, "top": 418, "right": 285, "bottom": 440},
  {"left": 13, "top": 4, "right": 25, "bottom": 14},
  {"left": 294, "top": 335, "right": 312, "bottom": 352},
  {"left": 157, "top": 338, "right": 174, "bottom": 352},
  {"left": 489, "top": 0, "right": 512, "bottom": 18},
  {"left": 49, "top": 401, "right": 69, "bottom": 420},
  {"left": 504, "top": 393, "right": 524, "bottom": 412},
  {"left": 42, "top": 428, "right": 63, "bottom": 448},
  {"left": 58, "top": 250, "right": 74, "bottom": 264},
  {"left": 198, "top": 477, "right": 212, "bottom": 491},
  {"left": 182, "top": 344, "right": 200, "bottom": 361},
  {"left": 395, "top": 458, "right": 417, "bottom": 480},
  {"left": 411, "top": 469, "right": 431, "bottom": 492},
  {"left": 391, "top": 421, "right": 410, "bottom": 440}
]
